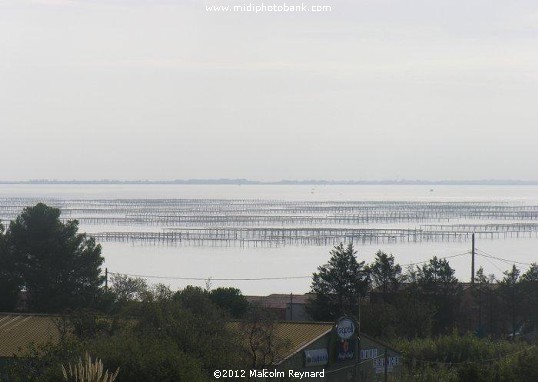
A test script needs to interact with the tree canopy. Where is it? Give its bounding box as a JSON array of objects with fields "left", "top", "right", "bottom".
[
  {"left": 307, "top": 243, "right": 369, "bottom": 320},
  {"left": 415, "top": 256, "right": 460, "bottom": 296},
  {"left": 209, "top": 287, "right": 249, "bottom": 318},
  {"left": 0, "top": 203, "right": 104, "bottom": 312},
  {"left": 367, "top": 250, "right": 403, "bottom": 297},
  {"left": 0, "top": 222, "right": 22, "bottom": 310},
  {"left": 412, "top": 256, "right": 462, "bottom": 334}
]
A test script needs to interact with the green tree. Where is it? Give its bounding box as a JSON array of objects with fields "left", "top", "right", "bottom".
[
  {"left": 109, "top": 274, "right": 149, "bottom": 303},
  {"left": 413, "top": 256, "right": 462, "bottom": 334},
  {"left": 6, "top": 284, "right": 244, "bottom": 382},
  {"left": 307, "top": 243, "right": 369, "bottom": 320},
  {"left": 473, "top": 267, "right": 493, "bottom": 336},
  {"left": 239, "top": 305, "right": 290, "bottom": 368},
  {"left": 393, "top": 290, "right": 435, "bottom": 339},
  {"left": 360, "top": 300, "right": 399, "bottom": 338},
  {"left": 416, "top": 256, "right": 460, "bottom": 296},
  {"left": 499, "top": 265, "right": 523, "bottom": 339},
  {"left": 6, "top": 320, "right": 208, "bottom": 382},
  {"left": 367, "top": 250, "right": 403, "bottom": 299},
  {"left": 361, "top": 251, "right": 404, "bottom": 338},
  {"left": 88, "top": 334, "right": 206, "bottom": 382},
  {"left": 521, "top": 263, "right": 538, "bottom": 282},
  {"left": 5, "top": 203, "right": 104, "bottom": 312},
  {"left": 0, "top": 222, "right": 22, "bottom": 310},
  {"left": 209, "top": 287, "right": 249, "bottom": 318},
  {"left": 520, "top": 263, "right": 538, "bottom": 333},
  {"left": 474, "top": 268, "right": 508, "bottom": 337},
  {"left": 169, "top": 286, "right": 244, "bottom": 372}
]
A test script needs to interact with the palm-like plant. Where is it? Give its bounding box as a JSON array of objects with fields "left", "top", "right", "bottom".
[{"left": 61, "top": 352, "right": 119, "bottom": 382}]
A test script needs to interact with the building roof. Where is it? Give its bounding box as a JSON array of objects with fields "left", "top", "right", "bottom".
[
  {"left": 245, "top": 294, "right": 312, "bottom": 309},
  {"left": 230, "top": 321, "right": 333, "bottom": 364},
  {"left": 230, "top": 320, "right": 403, "bottom": 366},
  {"left": 271, "top": 321, "right": 333, "bottom": 359},
  {"left": 0, "top": 313, "right": 61, "bottom": 357}
]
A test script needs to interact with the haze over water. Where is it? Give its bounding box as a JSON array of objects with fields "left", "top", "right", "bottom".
[{"left": 1, "top": 184, "right": 537, "bottom": 295}]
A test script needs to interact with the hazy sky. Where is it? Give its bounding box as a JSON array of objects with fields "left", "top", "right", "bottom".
[{"left": 1, "top": 0, "right": 537, "bottom": 181}]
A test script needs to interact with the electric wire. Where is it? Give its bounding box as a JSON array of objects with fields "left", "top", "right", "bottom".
[
  {"left": 107, "top": 250, "right": 474, "bottom": 282},
  {"left": 477, "top": 254, "right": 506, "bottom": 274},
  {"left": 475, "top": 248, "right": 534, "bottom": 267},
  {"left": 108, "top": 271, "right": 312, "bottom": 281},
  {"left": 401, "top": 251, "right": 470, "bottom": 268}
]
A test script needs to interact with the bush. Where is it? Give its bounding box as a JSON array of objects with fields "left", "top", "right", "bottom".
[{"left": 393, "top": 333, "right": 538, "bottom": 382}]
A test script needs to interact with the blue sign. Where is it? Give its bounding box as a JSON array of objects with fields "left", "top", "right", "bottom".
[{"left": 304, "top": 349, "right": 329, "bottom": 367}]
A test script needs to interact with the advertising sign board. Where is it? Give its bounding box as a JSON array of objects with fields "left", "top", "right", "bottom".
[
  {"left": 335, "top": 317, "right": 356, "bottom": 362},
  {"left": 373, "top": 356, "right": 400, "bottom": 374},
  {"left": 336, "top": 318, "right": 355, "bottom": 340},
  {"left": 304, "top": 349, "right": 329, "bottom": 367}
]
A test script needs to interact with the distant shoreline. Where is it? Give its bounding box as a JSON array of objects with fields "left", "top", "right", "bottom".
[{"left": 1, "top": 179, "right": 538, "bottom": 186}]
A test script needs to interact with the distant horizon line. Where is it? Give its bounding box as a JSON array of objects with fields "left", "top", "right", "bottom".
[{"left": 1, "top": 179, "right": 538, "bottom": 185}]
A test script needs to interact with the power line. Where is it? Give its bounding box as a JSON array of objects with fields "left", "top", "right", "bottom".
[
  {"left": 475, "top": 248, "right": 534, "bottom": 267},
  {"left": 401, "top": 251, "right": 470, "bottom": 267},
  {"left": 108, "top": 271, "right": 311, "bottom": 281},
  {"left": 477, "top": 254, "right": 506, "bottom": 273},
  {"left": 109, "top": 249, "right": 474, "bottom": 282}
]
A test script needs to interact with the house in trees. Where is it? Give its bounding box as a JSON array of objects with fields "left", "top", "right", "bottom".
[
  {"left": 230, "top": 319, "right": 402, "bottom": 381},
  {"left": 245, "top": 293, "right": 312, "bottom": 321}
]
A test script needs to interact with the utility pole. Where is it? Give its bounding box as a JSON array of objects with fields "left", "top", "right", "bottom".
[{"left": 471, "top": 233, "right": 475, "bottom": 285}]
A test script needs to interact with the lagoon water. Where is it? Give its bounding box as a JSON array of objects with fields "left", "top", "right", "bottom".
[{"left": 0, "top": 184, "right": 537, "bottom": 294}]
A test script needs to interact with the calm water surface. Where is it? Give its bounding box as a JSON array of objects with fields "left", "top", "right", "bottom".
[{"left": 0, "top": 184, "right": 536, "bottom": 294}]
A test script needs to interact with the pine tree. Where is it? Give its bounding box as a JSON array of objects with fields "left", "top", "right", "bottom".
[
  {"left": 307, "top": 243, "right": 369, "bottom": 320},
  {"left": 5, "top": 203, "right": 104, "bottom": 312}
]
